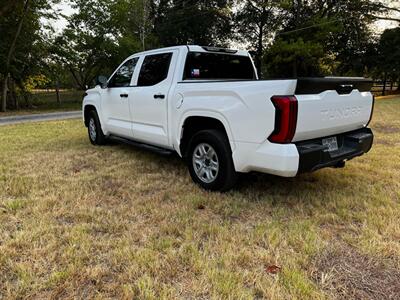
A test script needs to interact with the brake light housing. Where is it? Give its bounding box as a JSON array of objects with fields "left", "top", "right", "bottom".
[{"left": 268, "top": 96, "right": 298, "bottom": 143}]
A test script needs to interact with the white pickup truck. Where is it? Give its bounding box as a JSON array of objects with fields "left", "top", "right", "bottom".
[{"left": 83, "top": 45, "right": 374, "bottom": 191}]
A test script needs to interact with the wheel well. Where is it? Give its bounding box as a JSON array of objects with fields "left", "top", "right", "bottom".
[
  {"left": 84, "top": 105, "right": 96, "bottom": 127},
  {"left": 180, "top": 116, "right": 230, "bottom": 157}
]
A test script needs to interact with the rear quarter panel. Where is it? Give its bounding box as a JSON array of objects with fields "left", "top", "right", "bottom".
[{"left": 172, "top": 80, "right": 297, "bottom": 154}]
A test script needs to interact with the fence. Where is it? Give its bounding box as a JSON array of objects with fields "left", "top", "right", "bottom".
[{"left": 372, "top": 81, "right": 399, "bottom": 96}]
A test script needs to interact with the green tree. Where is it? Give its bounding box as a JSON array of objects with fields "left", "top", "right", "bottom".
[
  {"left": 366, "top": 27, "right": 400, "bottom": 93},
  {"left": 234, "top": 0, "right": 282, "bottom": 77},
  {"left": 0, "top": 0, "right": 31, "bottom": 111},
  {"left": 52, "top": 0, "right": 120, "bottom": 90},
  {"left": 53, "top": 0, "right": 152, "bottom": 89},
  {"left": 112, "top": 0, "right": 158, "bottom": 53},
  {"left": 153, "top": 0, "right": 234, "bottom": 47},
  {"left": 0, "top": 0, "right": 59, "bottom": 111},
  {"left": 263, "top": 0, "right": 340, "bottom": 77},
  {"left": 263, "top": 38, "right": 325, "bottom": 78},
  {"left": 379, "top": 27, "right": 400, "bottom": 88},
  {"left": 263, "top": 0, "right": 399, "bottom": 78}
]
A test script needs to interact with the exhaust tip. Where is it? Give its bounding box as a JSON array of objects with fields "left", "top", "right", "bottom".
[{"left": 333, "top": 161, "right": 346, "bottom": 168}]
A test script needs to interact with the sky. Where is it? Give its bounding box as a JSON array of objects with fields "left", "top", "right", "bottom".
[
  {"left": 46, "top": 2, "right": 76, "bottom": 33},
  {"left": 374, "top": 16, "right": 400, "bottom": 33},
  {"left": 48, "top": 1, "right": 399, "bottom": 35}
]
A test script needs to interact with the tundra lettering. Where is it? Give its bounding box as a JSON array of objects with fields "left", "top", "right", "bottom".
[{"left": 321, "top": 106, "right": 362, "bottom": 121}]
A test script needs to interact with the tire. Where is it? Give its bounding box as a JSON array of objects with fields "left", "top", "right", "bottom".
[
  {"left": 87, "top": 110, "right": 106, "bottom": 145},
  {"left": 187, "top": 129, "right": 238, "bottom": 191}
]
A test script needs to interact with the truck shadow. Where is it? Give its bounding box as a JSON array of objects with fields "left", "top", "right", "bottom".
[
  {"left": 109, "top": 137, "right": 354, "bottom": 206},
  {"left": 102, "top": 138, "right": 378, "bottom": 241}
]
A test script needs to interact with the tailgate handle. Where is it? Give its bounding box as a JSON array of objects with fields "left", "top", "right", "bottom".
[{"left": 337, "top": 84, "right": 354, "bottom": 94}]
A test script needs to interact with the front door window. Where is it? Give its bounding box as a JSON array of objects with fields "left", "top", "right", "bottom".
[{"left": 108, "top": 57, "right": 139, "bottom": 88}]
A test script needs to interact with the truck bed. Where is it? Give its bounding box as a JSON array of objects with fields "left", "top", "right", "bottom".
[{"left": 177, "top": 77, "right": 374, "bottom": 143}]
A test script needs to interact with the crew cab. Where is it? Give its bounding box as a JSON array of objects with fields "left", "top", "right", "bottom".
[{"left": 83, "top": 45, "right": 374, "bottom": 191}]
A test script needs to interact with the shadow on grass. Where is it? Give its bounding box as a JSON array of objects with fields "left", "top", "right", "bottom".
[{"left": 105, "top": 136, "right": 355, "bottom": 204}]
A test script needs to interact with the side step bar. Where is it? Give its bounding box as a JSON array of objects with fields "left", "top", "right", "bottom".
[{"left": 109, "top": 135, "right": 174, "bottom": 156}]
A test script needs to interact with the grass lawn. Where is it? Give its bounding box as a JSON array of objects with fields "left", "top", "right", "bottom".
[
  {"left": 0, "top": 98, "right": 399, "bottom": 299},
  {"left": 0, "top": 90, "right": 83, "bottom": 117}
]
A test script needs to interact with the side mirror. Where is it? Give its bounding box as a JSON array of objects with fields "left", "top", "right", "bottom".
[{"left": 96, "top": 75, "right": 108, "bottom": 88}]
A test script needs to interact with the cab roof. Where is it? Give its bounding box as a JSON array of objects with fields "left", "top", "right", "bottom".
[{"left": 132, "top": 45, "right": 250, "bottom": 57}]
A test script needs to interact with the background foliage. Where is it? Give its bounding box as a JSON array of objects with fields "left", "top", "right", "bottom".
[{"left": 0, "top": 0, "right": 399, "bottom": 111}]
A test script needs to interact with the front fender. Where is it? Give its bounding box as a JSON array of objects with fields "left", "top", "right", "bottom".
[{"left": 82, "top": 89, "right": 105, "bottom": 131}]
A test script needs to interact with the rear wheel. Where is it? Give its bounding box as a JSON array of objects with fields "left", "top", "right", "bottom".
[
  {"left": 87, "top": 110, "right": 106, "bottom": 145},
  {"left": 187, "top": 130, "right": 238, "bottom": 191}
]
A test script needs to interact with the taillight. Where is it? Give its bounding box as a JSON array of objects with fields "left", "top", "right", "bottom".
[{"left": 268, "top": 96, "right": 298, "bottom": 143}]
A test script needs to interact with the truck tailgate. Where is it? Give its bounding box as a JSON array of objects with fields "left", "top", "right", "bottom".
[{"left": 292, "top": 78, "right": 374, "bottom": 142}]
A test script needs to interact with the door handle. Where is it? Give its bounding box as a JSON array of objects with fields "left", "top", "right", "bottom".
[
  {"left": 154, "top": 94, "right": 165, "bottom": 99},
  {"left": 120, "top": 93, "right": 129, "bottom": 98}
]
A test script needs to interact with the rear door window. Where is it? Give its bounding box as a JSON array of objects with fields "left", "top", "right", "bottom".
[
  {"left": 137, "top": 53, "right": 173, "bottom": 86},
  {"left": 183, "top": 52, "right": 256, "bottom": 80}
]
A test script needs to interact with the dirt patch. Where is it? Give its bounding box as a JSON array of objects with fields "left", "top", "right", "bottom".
[
  {"left": 373, "top": 123, "right": 400, "bottom": 134},
  {"left": 311, "top": 244, "right": 400, "bottom": 299},
  {"left": 101, "top": 177, "right": 124, "bottom": 198},
  {"left": 374, "top": 138, "right": 395, "bottom": 146},
  {"left": 70, "top": 160, "right": 97, "bottom": 174}
]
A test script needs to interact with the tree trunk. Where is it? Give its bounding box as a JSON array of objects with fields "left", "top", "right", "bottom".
[
  {"left": 292, "top": 60, "right": 298, "bottom": 78},
  {"left": 255, "top": 22, "right": 264, "bottom": 78},
  {"left": 382, "top": 72, "right": 387, "bottom": 96},
  {"left": 0, "top": 0, "right": 30, "bottom": 112},
  {"left": 1, "top": 74, "right": 8, "bottom": 112},
  {"left": 23, "top": 90, "right": 30, "bottom": 107},
  {"left": 55, "top": 80, "right": 61, "bottom": 105},
  {"left": 15, "top": 90, "right": 19, "bottom": 109},
  {"left": 69, "top": 67, "right": 86, "bottom": 90},
  {"left": 9, "top": 77, "right": 17, "bottom": 109}
]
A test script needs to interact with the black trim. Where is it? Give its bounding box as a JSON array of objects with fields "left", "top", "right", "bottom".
[
  {"left": 366, "top": 95, "right": 375, "bottom": 126},
  {"left": 296, "top": 128, "right": 374, "bottom": 174},
  {"left": 109, "top": 135, "right": 174, "bottom": 156},
  {"left": 177, "top": 77, "right": 374, "bottom": 90},
  {"left": 201, "top": 46, "right": 238, "bottom": 54},
  {"left": 178, "top": 79, "right": 277, "bottom": 84},
  {"left": 178, "top": 79, "right": 255, "bottom": 84},
  {"left": 295, "top": 77, "right": 373, "bottom": 95},
  {"left": 154, "top": 94, "right": 165, "bottom": 99},
  {"left": 106, "top": 86, "right": 137, "bottom": 88}
]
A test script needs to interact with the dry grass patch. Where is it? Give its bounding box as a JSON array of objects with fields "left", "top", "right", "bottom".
[
  {"left": 0, "top": 98, "right": 399, "bottom": 299},
  {"left": 373, "top": 123, "right": 400, "bottom": 134},
  {"left": 312, "top": 243, "right": 400, "bottom": 299}
]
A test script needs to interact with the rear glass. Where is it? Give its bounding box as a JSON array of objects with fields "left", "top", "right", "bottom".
[{"left": 183, "top": 52, "right": 256, "bottom": 80}]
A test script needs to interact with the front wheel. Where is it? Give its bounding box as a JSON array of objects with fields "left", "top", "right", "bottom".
[
  {"left": 187, "top": 129, "right": 238, "bottom": 191},
  {"left": 87, "top": 110, "right": 106, "bottom": 145}
]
